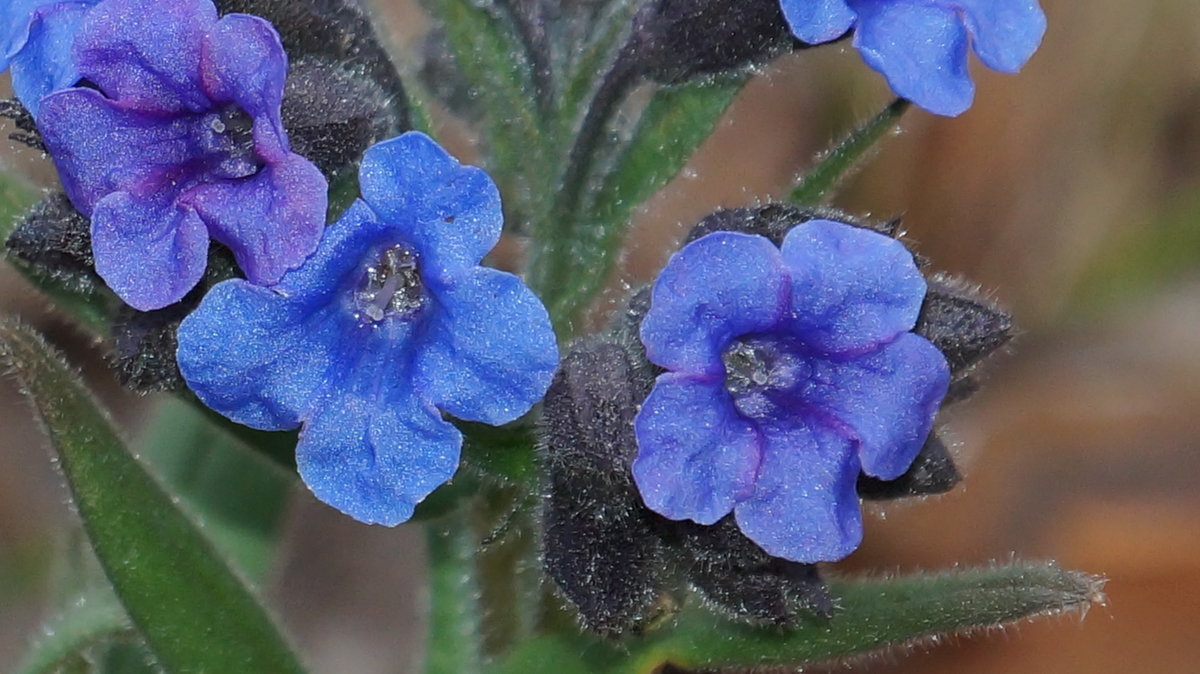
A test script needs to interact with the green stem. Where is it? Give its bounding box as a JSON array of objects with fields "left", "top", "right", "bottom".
[
  {"left": 424, "top": 516, "right": 483, "bottom": 674},
  {"left": 789, "top": 98, "right": 910, "bottom": 205}
]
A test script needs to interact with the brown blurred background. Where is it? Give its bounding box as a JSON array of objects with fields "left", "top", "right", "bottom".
[{"left": 3, "top": 0, "right": 1199, "bottom": 671}]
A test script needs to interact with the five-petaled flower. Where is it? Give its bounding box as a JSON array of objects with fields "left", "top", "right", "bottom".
[
  {"left": 780, "top": 0, "right": 1046, "bottom": 116},
  {"left": 1, "top": 0, "right": 100, "bottom": 116},
  {"left": 632, "top": 221, "right": 950, "bottom": 563},
  {"left": 177, "top": 131, "right": 560, "bottom": 525},
  {"left": 38, "top": 0, "right": 327, "bottom": 311}
]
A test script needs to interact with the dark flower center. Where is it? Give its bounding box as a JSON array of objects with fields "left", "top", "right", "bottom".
[
  {"left": 721, "top": 335, "right": 811, "bottom": 420},
  {"left": 355, "top": 244, "right": 427, "bottom": 323},
  {"left": 199, "top": 106, "right": 260, "bottom": 179}
]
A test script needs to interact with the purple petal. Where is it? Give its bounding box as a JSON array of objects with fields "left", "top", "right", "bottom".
[
  {"left": 72, "top": 0, "right": 214, "bottom": 113},
  {"left": 802, "top": 333, "right": 949, "bottom": 480},
  {"left": 183, "top": 153, "right": 327, "bottom": 286},
  {"left": 641, "top": 232, "right": 790, "bottom": 376},
  {"left": 734, "top": 420, "right": 862, "bottom": 562},
  {"left": 90, "top": 192, "right": 208, "bottom": 310},
  {"left": 296, "top": 373, "right": 463, "bottom": 526},
  {"left": 779, "top": 0, "right": 856, "bottom": 44},
  {"left": 780, "top": 219, "right": 926, "bottom": 355},
  {"left": 358, "top": 132, "right": 503, "bottom": 280},
  {"left": 176, "top": 280, "right": 353, "bottom": 430},
  {"left": 413, "top": 267, "right": 558, "bottom": 425},
  {"left": 8, "top": 2, "right": 92, "bottom": 117},
  {"left": 632, "top": 373, "right": 762, "bottom": 525},
  {"left": 849, "top": 0, "right": 973, "bottom": 116},
  {"left": 949, "top": 0, "right": 1046, "bottom": 73},
  {"left": 38, "top": 87, "right": 197, "bottom": 213},
  {"left": 199, "top": 12, "right": 290, "bottom": 160}
]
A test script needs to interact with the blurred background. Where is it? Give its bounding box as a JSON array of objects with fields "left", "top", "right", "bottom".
[{"left": 2, "top": 0, "right": 1199, "bottom": 671}]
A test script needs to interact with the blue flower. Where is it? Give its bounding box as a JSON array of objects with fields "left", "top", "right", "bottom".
[
  {"left": 632, "top": 221, "right": 950, "bottom": 562},
  {"left": 780, "top": 0, "right": 1046, "bottom": 116},
  {"left": 37, "top": 0, "right": 327, "bottom": 311},
  {"left": 177, "top": 131, "right": 560, "bottom": 525},
  {"left": 1, "top": 0, "right": 100, "bottom": 116}
]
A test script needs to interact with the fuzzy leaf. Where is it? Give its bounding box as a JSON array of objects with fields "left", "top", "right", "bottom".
[
  {"left": 0, "top": 320, "right": 305, "bottom": 674},
  {"left": 11, "top": 588, "right": 132, "bottom": 674}
]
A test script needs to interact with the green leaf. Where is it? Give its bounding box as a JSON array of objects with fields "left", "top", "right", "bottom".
[
  {"left": 546, "top": 76, "right": 747, "bottom": 334},
  {"left": 0, "top": 320, "right": 306, "bottom": 674},
  {"left": 12, "top": 588, "right": 132, "bottom": 674},
  {"left": 789, "top": 98, "right": 910, "bottom": 206},
  {"left": 491, "top": 561, "right": 1105, "bottom": 673},
  {"left": 0, "top": 170, "right": 38, "bottom": 239}
]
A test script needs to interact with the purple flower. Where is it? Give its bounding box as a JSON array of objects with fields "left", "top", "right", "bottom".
[
  {"left": 1, "top": 0, "right": 100, "bottom": 116},
  {"left": 176, "top": 132, "right": 559, "bottom": 525},
  {"left": 632, "top": 221, "right": 950, "bottom": 562},
  {"left": 780, "top": 0, "right": 1046, "bottom": 116},
  {"left": 38, "top": 0, "right": 327, "bottom": 311}
]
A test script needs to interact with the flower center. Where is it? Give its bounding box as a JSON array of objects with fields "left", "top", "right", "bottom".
[
  {"left": 200, "top": 106, "right": 260, "bottom": 179},
  {"left": 721, "top": 335, "right": 810, "bottom": 420},
  {"left": 355, "top": 244, "right": 427, "bottom": 323}
]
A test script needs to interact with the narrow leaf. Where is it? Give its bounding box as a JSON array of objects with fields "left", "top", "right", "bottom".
[
  {"left": 790, "top": 98, "right": 910, "bottom": 206},
  {"left": 548, "top": 76, "right": 746, "bottom": 331},
  {"left": 0, "top": 320, "right": 305, "bottom": 674},
  {"left": 12, "top": 588, "right": 131, "bottom": 674},
  {"left": 492, "top": 561, "right": 1104, "bottom": 673}
]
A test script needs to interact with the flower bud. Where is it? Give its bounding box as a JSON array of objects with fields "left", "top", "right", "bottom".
[
  {"left": 916, "top": 274, "right": 1013, "bottom": 374},
  {"left": 858, "top": 434, "right": 961, "bottom": 500}
]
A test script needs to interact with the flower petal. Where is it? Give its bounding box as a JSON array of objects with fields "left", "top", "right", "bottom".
[
  {"left": 183, "top": 152, "right": 327, "bottom": 286},
  {"left": 8, "top": 2, "right": 92, "bottom": 116},
  {"left": 2, "top": 0, "right": 47, "bottom": 70},
  {"left": 801, "top": 333, "right": 949, "bottom": 480},
  {"left": 296, "top": 375, "right": 463, "bottom": 526},
  {"left": 641, "top": 231, "right": 790, "bottom": 376},
  {"left": 273, "top": 199, "right": 391, "bottom": 303},
  {"left": 632, "top": 373, "right": 762, "bottom": 525},
  {"left": 950, "top": 0, "right": 1046, "bottom": 73},
  {"left": 779, "top": 0, "right": 856, "bottom": 44},
  {"left": 414, "top": 267, "right": 558, "bottom": 425},
  {"left": 358, "top": 132, "right": 503, "bottom": 280},
  {"left": 780, "top": 219, "right": 926, "bottom": 355},
  {"left": 38, "top": 87, "right": 197, "bottom": 213},
  {"left": 734, "top": 419, "right": 862, "bottom": 562},
  {"left": 72, "top": 0, "right": 214, "bottom": 113},
  {"left": 90, "top": 191, "right": 208, "bottom": 311},
  {"left": 199, "top": 12, "right": 290, "bottom": 160},
  {"left": 849, "top": 0, "right": 973, "bottom": 116},
  {"left": 176, "top": 280, "right": 351, "bottom": 430}
]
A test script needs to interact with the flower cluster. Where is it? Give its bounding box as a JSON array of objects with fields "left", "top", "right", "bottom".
[
  {"left": 780, "top": 0, "right": 1047, "bottom": 116},
  {"left": 633, "top": 220, "right": 950, "bottom": 562}
]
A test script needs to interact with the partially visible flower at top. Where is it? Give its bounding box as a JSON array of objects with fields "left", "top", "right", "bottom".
[
  {"left": 779, "top": 0, "right": 1046, "bottom": 116},
  {"left": 38, "top": 0, "right": 327, "bottom": 311},
  {"left": 177, "top": 131, "right": 559, "bottom": 525},
  {"left": 632, "top": 221, "right": 950, "bottom": 562},
  {"left": 1, "top": 0, "right": 100, "bottom": 116}
]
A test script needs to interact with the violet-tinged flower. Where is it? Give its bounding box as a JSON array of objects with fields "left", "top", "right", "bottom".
[
  {"left": 1, "top": 0, "right": 100, "bottom": 116},
  {"left": 632, "top": 221, "right": 950, "bottom": 562},
  {"left": 38, "top": 0, "right": 327, "bottom": 311},
  {"left": 177, "top": 131, "right": 559, "bottom": 525},
  {"left": 780, "top": 0, "right": 1046, "bottom": 116}
]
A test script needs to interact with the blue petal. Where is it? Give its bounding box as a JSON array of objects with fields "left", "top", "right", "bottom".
[
  {"left": 779, "top": 0, "right": 856, "bottom": 44},
  {"left": 949, "top": 0, "right": 1046, "bottom": 73},
  {"left": 734, "top": 419, "right": 862, "bottom": 562},
  {"left": 358, "top": 132, "right": 503, "bottom": 281},
  {"left": 274, "top": 199, "right": 392, "bottom": 304},
  {"left": 413, "top": 267, "right": 558, "bottom": 425},
  {"left": 296, "top": 371, "right": 462, "bottom": 526},
  {"left": 780, "top": 219, "right": 926, "bottom": 355},
  {"left": 39, "top": 87, "right": 198, "bottom": 213},
  {"left": 198, "top": 12, "right": 290, "bottom": 160},
  {"left": 72, "top": 0, "right": 215, "bottom": 114},
  {"left": 632, "top": 373, "right": 763, "bottom": 525},
  {"left": 90, "top": 192, "right": 208, "bottom": 311},
  {"left": 177, "top": 280, "right": 354, "bottom": 430},
  {"left": 849, "top": 0, "right": 973, "bottom": 116},
  {"left": 640, "top": 231, "right": 790, "bottom": 376},
  {"left": 183, "top": 152, "right": 327, "bottom": 286},
  {"left": 1, "top": 0, "right": 53, "bottom": 69},
  {"left": 798, "top": 333, "right": 949, "bottom": 480},
  {"left": 8, "top": 2, "right": 93, "bottom": 117}
]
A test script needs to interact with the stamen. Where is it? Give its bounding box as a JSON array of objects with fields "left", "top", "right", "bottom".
[{"left": 356, "top": 245, "right": 426, "bottom": 323}]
